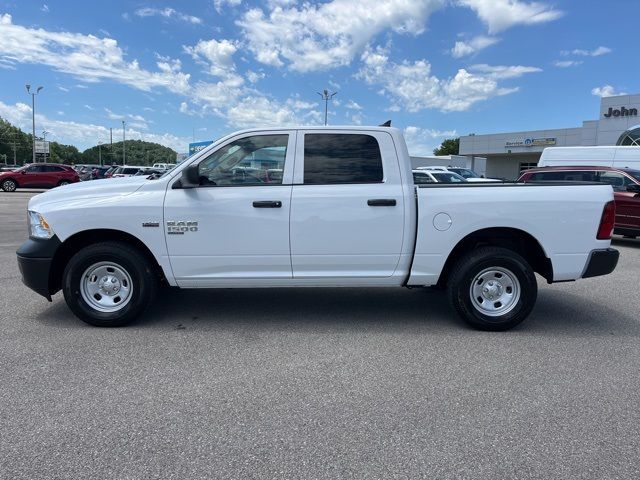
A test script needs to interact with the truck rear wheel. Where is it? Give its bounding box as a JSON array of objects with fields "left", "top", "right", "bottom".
[
  {"left": 62, "top": 241, "right": 156, "bottom": 327},
  {"left": 447, "top": 246, "right": 537, "bottom": 331}
]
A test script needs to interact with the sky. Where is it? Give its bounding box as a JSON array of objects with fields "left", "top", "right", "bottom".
[{"left": 0, "top": 0, "right": 636, "bottom": 155}]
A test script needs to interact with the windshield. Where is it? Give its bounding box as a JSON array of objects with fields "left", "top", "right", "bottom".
[
  {"left": 432, "top": 172, "right": 467, "bottom": 183},
  {"left": 625, "top": 169, "right": 640, "bottom": 183},
  {"left": 450, "top": 168, "right": 478, "bottom": 179}
]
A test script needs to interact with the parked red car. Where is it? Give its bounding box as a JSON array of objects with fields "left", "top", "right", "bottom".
[
  {"left": 518, "top": 166, "right": 640, "bottom": 238},
  {"left": 0, "top": 163, "right": 80, "bottom": 192}
]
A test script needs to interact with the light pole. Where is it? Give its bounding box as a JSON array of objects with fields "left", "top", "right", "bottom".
[
  {"left": 317, "top": 89, "right": 337, "bottom": 126},
  {"left": 42, "top": 129, "right": 49, "bottom": 162},
  {"left": 25, "top": 85, "right": 43, "bottom": 163},
  {"left": 122, "top": 120, "right": 126, "bottom": 165}
]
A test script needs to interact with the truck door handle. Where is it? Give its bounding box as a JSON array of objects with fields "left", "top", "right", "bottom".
[
  {"left": 367, "top": 199, "right": 396, "bottom": 206},
  {"left": 253, "top": 201, "right": 282, "bottom": 208}
]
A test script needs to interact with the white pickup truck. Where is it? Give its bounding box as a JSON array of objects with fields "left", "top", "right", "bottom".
[{"left": 17, "top": 126, "right": 619, "bottom": 330}]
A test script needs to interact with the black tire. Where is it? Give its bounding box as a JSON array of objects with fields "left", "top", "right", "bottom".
[
  {"left": 62, "top": 241, "right": 157, "bottom": 327},
  {"left": 447, "top": 246, "right": 537, "bottom": 331},
  {"left": 1, "top": 178, "right": 17, "bottom": 192}
]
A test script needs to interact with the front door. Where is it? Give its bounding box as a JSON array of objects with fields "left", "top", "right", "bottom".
[
  {"left": 164, "top": 131, "right": 296, "bottom": 287},
  {"left": 20, "top": 164, "right": 46, "bottom": 187}
]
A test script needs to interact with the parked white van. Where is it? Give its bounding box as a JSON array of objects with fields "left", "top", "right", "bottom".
[{"left": 538, "top": 146, "right": 640, "bottom": 169}]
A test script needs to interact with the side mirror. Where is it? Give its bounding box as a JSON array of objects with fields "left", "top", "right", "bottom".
[
  {"left": 176, "top": 164, "right": 200, "bottom": 189},
  {"left": 626, "top": 183, "right": 640, "bottom": 193}
]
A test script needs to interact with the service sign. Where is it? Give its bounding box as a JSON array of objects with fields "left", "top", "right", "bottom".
[
  {"left": 188, "top": 140, "right": 213, "bottom": 156},
  {"left": 505, "top": 137, "right": 556, "bottom": 148}
]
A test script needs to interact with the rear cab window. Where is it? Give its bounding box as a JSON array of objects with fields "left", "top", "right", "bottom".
[{"left": 302, "top": 133, "right": 383, "bottom": 184}]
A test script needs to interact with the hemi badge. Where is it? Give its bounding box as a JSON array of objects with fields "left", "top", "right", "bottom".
[{"left": 142, "top": 222, "right": 160, "bottom": 228}]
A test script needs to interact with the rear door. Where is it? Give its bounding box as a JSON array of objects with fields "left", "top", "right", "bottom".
[{"left": 290, "top": 131, "right": 405, "bottom": 279}]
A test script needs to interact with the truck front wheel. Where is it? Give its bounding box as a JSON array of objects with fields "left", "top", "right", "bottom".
[
  {"left": 447, "top": 246, "right": 537, "bottom": 331},
  {"left": 62, "top": 241, "right": 156, "bottom": 327}
]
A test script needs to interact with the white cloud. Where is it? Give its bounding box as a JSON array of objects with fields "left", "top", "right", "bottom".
[
  {"left": 0, "top": 13, "right": 191, "bottom": 94},
  {"left": 468, "top": 64, "right": 542, "bottom": 79},
  {"left": 346, "top": 100, "right": 363, "bottom": 110},
  {"left": 237, "top": 0, "right": 444, "bottom": 72},
  {"left": 450, "top": 35, "right": 499, "bottom": 58},
  {"left": 0, "top": 100, "right": 189, "bottom": 151},
  {"left": 458, "top": 0, "right": 563, "bottom": 33},
  {"left": 591, "top": 85, "right": 627, "bottom": 98},
  {"left": 104, "top": 108, "right": 124, "bottom": 120},
  {"left": 358, "top": 47, "right": 540, "bottom": 112},
  {"left": 184, "top": 38, "right": 239, "bottom": 77},
  {"left": 214, "top": 0, "right": 242, "bottom": 13},
  {"left": 57, "top": 86, "right": 69, "bottom": 92},
  {"left": 404, "top": 126, "right": 458, "bottom": 156},
  {"left": 179, "top": 102, "right": 189, "bottom": 114},
  {"left": 246, "top": 70, "right": 265, "bottom": 83},
  {"left": 41, "top": 4, "right": 49, "bottom": 13},
  {"left": 134, "top": 7, "right": 202, "bottom": 25},
  {"left": 562, "top": 46, "right": 611, "bottom": 57},
  {"left": 554, "top": 60, "right": 583, "bottom": 68}
]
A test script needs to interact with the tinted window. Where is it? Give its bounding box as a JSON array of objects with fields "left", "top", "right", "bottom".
[
  {"left": 625, "top": 170, "right": 640, "bottom": 183},
  {"left": 26, "top": 165, "right": 44, "bottom": 173},
  {"left": 432, "top": 172, "right": 466, "bottom": 183},
  {"left": 124, "top": 168, "right": 140, "bottom": 174},
  {"left": 530, "top": 170, "right": 596, "bottom": 181},
  {"left": 413, "top": 172, "right": 434, "bottom": 184},
  {"left": 450, "top": 168, "right": 477, "bottom": 179},
  {"left": 43, "top": 165, "right": 64, "bottom": 172},
  {"left": 303, "top": 134, "right": 383, "bottom": 184},
  {"left": 198, "top": 134, "right": 288, "bottom": 186},
  {"left": 598, "top": 171, "right": 632, "bottom": 191}
]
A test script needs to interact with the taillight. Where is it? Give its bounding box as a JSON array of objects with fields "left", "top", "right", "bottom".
[{"left": 596, "top": 201, "right": 615, "bottom": 240}]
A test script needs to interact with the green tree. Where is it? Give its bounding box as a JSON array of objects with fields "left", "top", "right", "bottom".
[
  {"left": 433, "top": 138, "right": 460, "bottom": 156},
  {"left": 82, "top": 140, "right": 177, "bottom": 166}
]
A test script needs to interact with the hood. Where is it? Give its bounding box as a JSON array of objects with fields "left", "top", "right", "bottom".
[{"left": 29, "top": 176, "right": 150, "bottom": 210}]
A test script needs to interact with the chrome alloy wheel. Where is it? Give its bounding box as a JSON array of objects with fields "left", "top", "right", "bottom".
[
  {"left": 80, "top": 262, "right": 133, "bottom": 313},
  {"left": 469, "top": 267, "right": 521, "bottom": 317}
]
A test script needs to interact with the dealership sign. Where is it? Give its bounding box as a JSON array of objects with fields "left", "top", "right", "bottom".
[
  {"left": 34, "top": 140, "right": 50, "bottom": 154},
  {"left": 603, "top": 106, "right": 638, "bottom": 118},
  {"left": 188, "top": 140, "right": 213, "bottom": 156},
  {"left": 505, "top": 137, "right": 557, "bottom": 148}
]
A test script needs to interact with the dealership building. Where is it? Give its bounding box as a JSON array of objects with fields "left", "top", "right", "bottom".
[{"left": 459, "top": 93, "right": 640, "bottom": 180}]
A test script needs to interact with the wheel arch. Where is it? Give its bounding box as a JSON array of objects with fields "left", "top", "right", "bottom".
[
  {"left": 437, "top": 227, "right": 553, "bottom": 288},
  {"left": 1, "top": 176, "right": 19, "bottom": 187},
  {"left": 49, "top": 229, "right": 168, "bottom": 295}
]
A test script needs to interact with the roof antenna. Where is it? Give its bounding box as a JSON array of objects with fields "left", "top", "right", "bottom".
[{"left": 379, "top": 120, "right": 391, "bottom": 127}]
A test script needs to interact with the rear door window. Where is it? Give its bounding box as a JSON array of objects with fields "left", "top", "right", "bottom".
[
  {"left": 303, "top": 134, "right": 383, "bottom": 184},
  {"left": 530, "top": 170, "right": 596, "bottom": 181}
]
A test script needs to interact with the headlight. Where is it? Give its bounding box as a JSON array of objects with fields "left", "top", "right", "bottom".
[{"left": 28, "top": 211, "right": 54, "bottom": 239}]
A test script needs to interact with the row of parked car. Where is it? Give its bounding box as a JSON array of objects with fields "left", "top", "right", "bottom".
[{"left": 0, "top": 162, "right": 175, "bottom": 191}]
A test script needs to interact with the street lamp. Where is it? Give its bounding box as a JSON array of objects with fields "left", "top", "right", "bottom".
[
  {"left": 122, "top": 120, "right": 126, "bottom": 165},
  {"left": 317, "top": 89, "right": 337, "bottom": 126},
  {"left": 25, "top": 84, "right": 43, "bottom": 163}
]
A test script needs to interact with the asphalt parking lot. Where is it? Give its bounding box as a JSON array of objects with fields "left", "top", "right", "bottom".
[{"left": 1, "top": 191, "right": 640, "bottom": 479}]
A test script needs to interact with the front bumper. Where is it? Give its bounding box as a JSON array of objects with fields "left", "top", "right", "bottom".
[
  {"left": 582, "top": 248, "right": 619, "bottom": 279},
  {"left": 16, "top": 236, "right": 61, "bottom": 301}
]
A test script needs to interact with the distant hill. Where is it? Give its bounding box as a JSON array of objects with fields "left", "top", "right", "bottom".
[
  {"left": 0, "top": 117, "right": 177, "bottom": 166},
  {"left": 83, "top": 140, "right": 177, "bottom": 166}
]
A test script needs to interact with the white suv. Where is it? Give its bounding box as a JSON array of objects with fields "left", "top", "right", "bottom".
[{"left": 416, "top": 166, "right": 499, "bottom": 182}]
